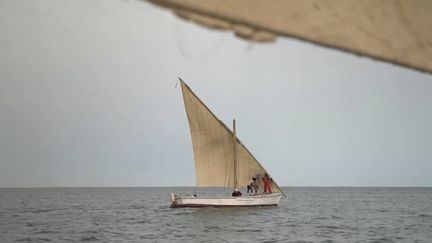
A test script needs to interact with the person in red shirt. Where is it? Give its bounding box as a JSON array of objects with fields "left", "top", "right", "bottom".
[{"left": 263, "top": 173, "right": 272, "bottom": 193}]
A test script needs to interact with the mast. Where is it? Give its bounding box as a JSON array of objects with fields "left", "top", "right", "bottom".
[{"left": 233, "top": 119, "right": 237, "bottom": 189}]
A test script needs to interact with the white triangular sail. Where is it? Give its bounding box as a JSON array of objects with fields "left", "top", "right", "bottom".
[{"left": 180, "top": 79, "right": 284, "bottom": 194}]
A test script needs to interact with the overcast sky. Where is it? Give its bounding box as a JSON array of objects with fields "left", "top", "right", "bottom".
[{"left": 1, "top": 0, "right": 431, "bottom": 187}]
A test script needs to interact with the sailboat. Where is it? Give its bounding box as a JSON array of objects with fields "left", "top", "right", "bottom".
[{"left": 170, "top": 78, "right": 285, "bottom": 208}]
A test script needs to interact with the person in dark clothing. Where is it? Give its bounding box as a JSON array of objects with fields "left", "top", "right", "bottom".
[
  {"left": 247, "top": 183, "right": 253, "bottom": 194},
  {"left": 252, "top": 177, "right": 259, "bottom": 195},
  {"left": 232, "top": 188, "right": 242, "bottom": 197}
]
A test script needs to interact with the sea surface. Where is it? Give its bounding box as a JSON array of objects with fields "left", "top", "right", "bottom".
[{"left": 1, "top": 187, "right": 431, "bottom": 242}]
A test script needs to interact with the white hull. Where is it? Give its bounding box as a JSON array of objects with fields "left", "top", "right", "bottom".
[{"left": 170, "top": 192, "right": 283, "bottom": 208}]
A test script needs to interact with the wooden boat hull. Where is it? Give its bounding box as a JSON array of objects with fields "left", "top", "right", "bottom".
[{"left": 170, "top": 192, "right": 283, "bottom": 208}]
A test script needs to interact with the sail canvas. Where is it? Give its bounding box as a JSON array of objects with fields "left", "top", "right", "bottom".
[{"left": 180, "top": 80, "right": 283, "bottom": 193}]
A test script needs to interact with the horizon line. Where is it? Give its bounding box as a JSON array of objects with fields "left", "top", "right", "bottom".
[{"left": 1, "top": 186, "right": 431, "bottom": 189}]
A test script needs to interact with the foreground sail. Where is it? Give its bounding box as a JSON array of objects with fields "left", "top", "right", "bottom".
[{"left": 170, "top": 78, "right": 284, "bottom": 208}]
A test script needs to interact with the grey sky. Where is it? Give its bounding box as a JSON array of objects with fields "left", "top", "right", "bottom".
[{"left": 1, "top": 0, "right": 431, "bottom": 187}]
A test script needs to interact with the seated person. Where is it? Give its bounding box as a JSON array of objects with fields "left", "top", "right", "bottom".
[{"left": 231, "top": 188, "right": 242, "bottom": 197}]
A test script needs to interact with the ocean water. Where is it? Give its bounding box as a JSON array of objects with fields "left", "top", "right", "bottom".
[{"left": 0, "top": 187, "right": 431, "bottom": 242}]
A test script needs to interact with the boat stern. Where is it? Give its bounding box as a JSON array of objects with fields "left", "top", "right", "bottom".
[{"left": 169, "top": 193, "right": 178, "bottom": 208}]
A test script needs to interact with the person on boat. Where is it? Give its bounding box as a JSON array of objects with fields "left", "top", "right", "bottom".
[
  {"left": 232, "top": 188, "right": 242, "bottom": 197},
  {"left": 252, "top": 177, "right": 259, "bottom": 195},
  {"left": 247, "top": 182, "right": 254, "bottom": 195},
  {"left": 263, "top": 173, "right": 272, "bottom": 193}
]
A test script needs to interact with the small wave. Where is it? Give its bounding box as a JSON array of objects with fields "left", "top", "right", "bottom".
[
  {"left": 370, "top": 238, "right": 395, "bottom": 243},
  {"left": 123, "top": 217, "right": 136, "bottom": 221},
  {"left": 315, "top": 216, "right": 328, "bottom": 220},
  {"left": 16, "top": 237, "right": 52, "bottom": 242},
  {"left": 35, "top": 230, "right": 57, "bottom": 234},
  {"left": 418, "top": 213, "right": 432, "bottom": 218},
  {"left": 130, "top": 205, "right": 146, "bottom": 210},
  {"left": 17, "top": 237, "right": 33, "bottom": 242},
  {"left": 196, "top": 207, "right": 222, "bottom": 213},
  {"left": 26, "top": 223, "right": 35, "bottom": 227},
  {"left": 235, "top": 229, "right": 258, "bottom": 233},
  {"left": 80, "top": 236, "right": 101, "bottom": 242},
  {"left": 139, "top": 235, "right": 156, "bottom": 240},
  {"left": 36, "top": 238, "right": 51, "bottom": 242},
  {"left": 81, "top": 230, "right": 100, "bottom": 234},
  {"left": 376, "top": 209, "right": 389, "bottom": 213},
  {"left": 31, "top": 209, "right": 54, "bottom": 214},
  {"left": 315, "top": 225, "right": 342, "bottom": 230},
  {"left": 203, "top": 225, "right": 222, "bottom": 232}
]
